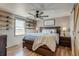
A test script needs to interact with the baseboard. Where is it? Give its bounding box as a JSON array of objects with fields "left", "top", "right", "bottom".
[{"left": 7, "top": 41, "right": 22, "bottom": 48}]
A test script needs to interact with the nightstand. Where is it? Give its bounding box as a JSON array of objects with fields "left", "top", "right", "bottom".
[{"left": 59, "top": 36, "right": 71, "bottom": 48}]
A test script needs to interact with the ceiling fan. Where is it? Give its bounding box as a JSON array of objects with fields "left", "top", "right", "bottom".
[{"left": 27, "top": 10, "right": 48, "bottom": 20}]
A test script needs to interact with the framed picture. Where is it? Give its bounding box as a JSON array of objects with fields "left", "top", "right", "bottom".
[{"left": 44, "top": 19, "right": 55, "bottom": 26}]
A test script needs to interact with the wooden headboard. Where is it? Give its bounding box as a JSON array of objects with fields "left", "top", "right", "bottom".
[{"left": 40, "top": 26, "right": 61, "bottom": 35}]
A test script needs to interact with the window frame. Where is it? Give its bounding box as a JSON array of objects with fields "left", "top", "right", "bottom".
[{"left": 14, "top": 19, "right": 25, "bottom": 36}]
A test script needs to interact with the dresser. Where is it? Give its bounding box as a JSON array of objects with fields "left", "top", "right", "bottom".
[
  {"left": 0, "top": 35, "right": 7, "bottom": 56},
  {"left": 59, "top": 36, "right": 71, "bottom": 48}
]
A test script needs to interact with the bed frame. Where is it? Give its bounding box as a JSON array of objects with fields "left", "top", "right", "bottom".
[{"left": 23, "top": 26, "right": 61, "bottom": 56}]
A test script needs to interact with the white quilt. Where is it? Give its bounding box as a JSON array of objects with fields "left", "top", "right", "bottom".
[{"left": 32, "top": 34, "right": 59, "bottom": 52}]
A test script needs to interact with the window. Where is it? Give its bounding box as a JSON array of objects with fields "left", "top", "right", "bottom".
[{"left": 15, "top": 19, "right": 25, "bottom": 35}]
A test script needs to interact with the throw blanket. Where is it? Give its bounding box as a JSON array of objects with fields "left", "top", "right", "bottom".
[{"left": 32, "top": 34, "right": 59, "bottom": 52}]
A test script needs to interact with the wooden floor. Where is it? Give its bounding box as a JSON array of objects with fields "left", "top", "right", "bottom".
[{"left": 7, "top": 44, "right": 72, "bottom": 56}]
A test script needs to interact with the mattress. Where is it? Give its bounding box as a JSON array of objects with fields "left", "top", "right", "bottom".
[
  {"left": 23, "top": 33, "right": 59, "bottom": 44},
  {"left": 23, "top": 33, "right": 42, "bottom": 41}
]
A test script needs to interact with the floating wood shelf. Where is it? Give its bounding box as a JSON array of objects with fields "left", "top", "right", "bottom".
[
  {"left": 0, "top": 28, "right": 9, "bottom": 30},
  {"left": 0, "top": 15, "right": 11, "bottom": 30},
  {"left": 25, "top": 20, "right": 37, "bottom": 29},
  {"left": 0, "top": 19, "right": 11, "bottom": 23},
  {"left": 0, "top": 15, "right": 12, "bottom": 19},
  {"left": 0, "top": 20, "right": 8, "bottom": 22},
  {"left": 0, "top": 25, "right": 8, "bottom": 27},
  {"left": 25, "top": 20, "right": 37, "bottom": 24}
]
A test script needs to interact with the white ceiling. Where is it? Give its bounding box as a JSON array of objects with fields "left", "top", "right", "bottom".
[{"left": 0, "top": 3, "right": 74, "bottom": 20}]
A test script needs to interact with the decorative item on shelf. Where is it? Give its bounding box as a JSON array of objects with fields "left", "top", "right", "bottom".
[
  {"left": 27, "top": 23, "right": 31, "bottom": 27},
  {"left": 62, "top": 27, "right": 66, "bottom": 37},
  {"left": 36, "top": 28, "right": 39, "bottom": 32}
]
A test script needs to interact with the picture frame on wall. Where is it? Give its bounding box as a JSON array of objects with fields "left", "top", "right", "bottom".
[{"left": 44, "top": 19, "right": 55, "bottom": 26}]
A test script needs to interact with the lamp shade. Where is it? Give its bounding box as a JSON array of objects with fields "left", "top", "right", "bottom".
[{"left": 62, "top": 27, "right": 66, "bottom": 31}]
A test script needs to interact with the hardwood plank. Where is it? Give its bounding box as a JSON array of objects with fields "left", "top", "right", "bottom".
[{"left": 7, "top": 44, "right": 72, "bottom": 56}]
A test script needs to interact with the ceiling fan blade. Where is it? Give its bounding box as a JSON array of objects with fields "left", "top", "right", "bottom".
[
  {"left": 39, "top": 12, "right": 44, "bottom": 15},
  {"left": 28, "top": 13, "right": 35, "bottom": 16},
  {"left": 26, "top": 18, "right": 34, "bottom": 20},
  {"left": 39, "top": 17, "right": 43, "bottom": 19},
  {"left": 40, "top": 15, "right": 48, "bottom": 17}
]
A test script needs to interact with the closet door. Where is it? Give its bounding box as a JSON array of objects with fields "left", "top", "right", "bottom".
[
  {"left": 76, "top": 14, "right": 79, "bottom": 55},
  {"left": 74, "top": 4, "right": 79, "bottom": 56},
  {"left": 0, "top": 35, "right": 7, "bottom": 56}
]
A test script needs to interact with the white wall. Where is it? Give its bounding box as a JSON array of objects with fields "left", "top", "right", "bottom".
[
  {"left": 0, "top": 11, "right": 24, "bottom": 48},
  {"left": 55, "top": 16, "right": 70, "bottom": 29}
]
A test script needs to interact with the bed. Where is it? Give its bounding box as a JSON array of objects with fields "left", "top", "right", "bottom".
[{"left": 23, "top": 26, "right": 61, "bottom": 56}]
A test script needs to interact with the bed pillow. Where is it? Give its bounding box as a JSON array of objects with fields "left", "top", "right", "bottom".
[
  {"left": 42, "top": 29, "right": 56, "bottom": 34},
  {"left": 42, "top": 29, "right": 50, "bottom": 34},
  {"left": 51, "top": 29, "right": 56, "bottom": 33}
]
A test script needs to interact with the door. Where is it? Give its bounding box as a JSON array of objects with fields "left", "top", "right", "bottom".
[{"left": 75, "top": 13, "right": 79, "bottom": 55}]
